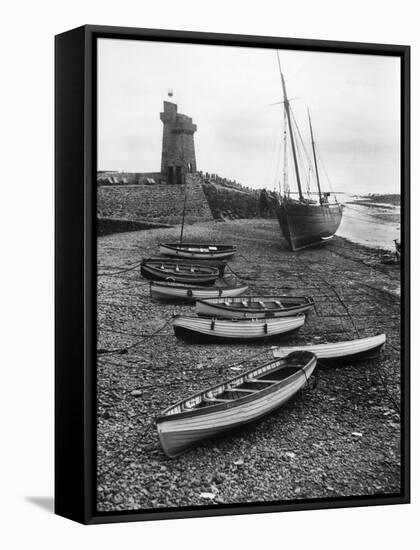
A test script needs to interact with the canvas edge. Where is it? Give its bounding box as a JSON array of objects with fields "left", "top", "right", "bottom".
[{"left": 55, "top": 25, "right": 90, "bottom": 524}]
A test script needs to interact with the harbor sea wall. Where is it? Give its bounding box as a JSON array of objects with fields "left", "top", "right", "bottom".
[
  {"left": 97, "top": 175, "right": 213, "bottom": 225},
  {"left": 97, "top": 172, "right": 274, "bottom": 229},
  {"left": 202, "top": 181, "right": 274, "bottom": 220}
]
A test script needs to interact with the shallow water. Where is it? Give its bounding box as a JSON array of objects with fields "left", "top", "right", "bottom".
[{"left": 337, "top": 195, "right": 400, "bottom": 251}]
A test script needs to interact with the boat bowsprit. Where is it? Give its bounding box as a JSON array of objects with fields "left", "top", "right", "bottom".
[
  {"left": 196, "top": 295, "right": 315, "bottom": 319},
  {"left": 141, "top": 259, "right": 219, "bottom": 284},
  {"left": 150, "top": 278, "right": 248, "bottom": 301},
  {"left": 159, "top": 242, "right": 237, "bottom": 260},
  {"left": 272, "top": 334, "right": 386, "bottom": 365},
  {"left": 157, "top": 351, "right": 317, "bottom": 457},
  {"left": 173, "top": 314, "right": 306, "bottom": 342}
]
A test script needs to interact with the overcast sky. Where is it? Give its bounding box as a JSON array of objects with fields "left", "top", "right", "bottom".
[{"left": 98, "top": 38, "right": 400, "bottom": 194}]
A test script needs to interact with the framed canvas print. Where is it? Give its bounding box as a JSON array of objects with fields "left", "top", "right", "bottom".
[{"left": 55, "top": 25, "right": 410, "bottom": 524}]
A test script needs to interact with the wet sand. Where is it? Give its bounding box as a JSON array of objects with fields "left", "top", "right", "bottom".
[{"left": 338, "top": 202, "right": 400, "bottom": 250}]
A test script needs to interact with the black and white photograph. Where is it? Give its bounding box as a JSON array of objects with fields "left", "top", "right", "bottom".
[
  {"left": 3, "top": 0, "right": 419, "bottom": 543},
  {"left": 95, "top": 37, "right": 404, "bottom": 513}
]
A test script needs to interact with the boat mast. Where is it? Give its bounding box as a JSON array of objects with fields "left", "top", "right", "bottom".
[
  {"left": 276, "top": 52, "right": 304, "bottom": 201},
  {"left": 180, "top": 184, "right": 188, "bottom": 243},
  {"left": 282, "top": 109, "right": 289, "bottom": 196},
  {"left": 308, "top": 109, "right": 323, "bottom": 204}
]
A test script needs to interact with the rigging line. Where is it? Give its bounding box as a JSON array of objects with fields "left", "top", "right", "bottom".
[
  {"left": 276, "top": 108, "right": 289, "bottom": 190},
  {"left": 317, "top": 150, "right": 338, "bottom": 200},
  {"left": 273, "top": 135, "right": 283, "bottom": 191},
  {"left": 294, "top": 128, "right": 311, "bottom": 195},
  {"left": 288, "top": 114, "right": 310, "bottom": 192},
  {"left": 291, "top": 109, "right": 325, "bottom": 199},
  {"left": 290, "top": 109, "right": 313, "bottom": 169},
  {"left": 309, "top": 266, "right": 361, "bottom": 338},
  {"left": 266, "top": 110, "right": 282, "bottom": 190}
]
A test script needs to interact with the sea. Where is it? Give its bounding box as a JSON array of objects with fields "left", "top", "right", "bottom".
[{"left": 336, "top": 194, "right": 400, "bottom": 252}]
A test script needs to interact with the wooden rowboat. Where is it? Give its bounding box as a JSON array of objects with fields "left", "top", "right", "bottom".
[
  {"left": 140, "top": 259, "right": 219, "bottom": 284},
  {"left": 150, "top": 278, "right": 248, "bottom": 302},
  {"left": 196, "top": 295, "right": 315, "bottom": 319},
  {"left": 157, "top": 351, "right": 317, "bottom": 457},
  {"left": 272, "top": 334, "right": 386, "bottom": 365},
  {"left": 160, "top": 242, "right": 236, "bottom": 260},
  {"left": 144, "top": 256, "right": 228, "bottom": 277},
  {"left": 173, "top": 314, "right": 305, "bottom": 342}
]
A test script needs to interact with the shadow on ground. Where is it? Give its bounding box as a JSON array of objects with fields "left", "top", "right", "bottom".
[{"left": 25, "top": 496, "right": 54, "bottom": 514}]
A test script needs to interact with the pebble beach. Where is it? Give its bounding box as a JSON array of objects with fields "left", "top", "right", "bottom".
[{"left": 96, "top": 218, "right": 401, "bottom": 512}]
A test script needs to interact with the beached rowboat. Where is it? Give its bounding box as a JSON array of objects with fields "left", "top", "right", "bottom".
[
  {"left": 140, "top": 259, "right": 219, "bottom": 284},
  {"left": 272, "top": 334, "right": 386, "bottom": 365},
  {"left": 173, "top": 314, "right": 305, "bottom": 342},
  {"left": 196, "top": 295, "right": 315, "bottom": 319},
  {"left": 144, "top": 256, "right": 228, "bottom": 277},
  {"left": 150, "top": 279, "right": 248, "bottom": 301},
  {"left": 160, "top": 242, "right": 236, "bottom": 260},
  {"left": 157, "top": 351, "right": 317, "bottom": 457}
]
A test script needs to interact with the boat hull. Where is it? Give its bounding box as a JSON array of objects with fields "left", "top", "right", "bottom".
[
  {"left": 144, "top": 257, "right": 228, "bottom": 277},
  {"left": 272, "top": 334, "right": 386, "bottom": 365},
  {"left": 273, "top": 199, "right": 343, "bottom": 251},
  {"left": 140, "top": 262, "right": 219, "bottom": 284},
  {"left": 150, "top": 281, "right": 248, "bottom": 301},
  {"left": 160, "top": 242, "right": 236, "bottom": 260},
  {"left": 196, "top": 295, "right": 314, "bottom": 319},
  {"left": 157, "top": 353, "right": 316, "bottom": 457},
  {"left": 173, "top": 315, "right": 305, "bottom": 342}
]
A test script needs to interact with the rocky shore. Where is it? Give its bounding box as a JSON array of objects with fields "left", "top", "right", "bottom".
[{"left": 96, "top": 218, "right": 401, "bottom": 512}]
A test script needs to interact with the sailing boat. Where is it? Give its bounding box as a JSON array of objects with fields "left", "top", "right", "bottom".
[
  {"left": 268, "top": 53, "right": 343, "bottom": 251},
  {"left": 159, "top": 180, "right": 236, "bottom": 260}
]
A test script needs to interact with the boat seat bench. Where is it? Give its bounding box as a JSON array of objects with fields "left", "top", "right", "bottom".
[
  {"left": 248, "top": 379, "right": 278, "bottom": 384},
  {"left": 226, "top": 387, "right": 257, "bottom": 394},
  {"left": 203, "top": 396, "right": 232, "bottom": 403}
]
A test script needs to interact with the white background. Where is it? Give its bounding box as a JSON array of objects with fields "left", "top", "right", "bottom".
[{"left": 1, "top": 0, "right": 417, "bottom": 548}]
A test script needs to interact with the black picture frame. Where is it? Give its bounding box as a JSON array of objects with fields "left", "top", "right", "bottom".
[{"left": 55, "top": 24, "right": 410, "bottom": 525}]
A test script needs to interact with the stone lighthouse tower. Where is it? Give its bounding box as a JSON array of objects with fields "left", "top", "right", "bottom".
[{"left": 160, "top": 101, "right": 197, "bottom": 185}]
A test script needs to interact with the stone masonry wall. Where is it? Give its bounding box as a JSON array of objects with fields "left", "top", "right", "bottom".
[
  {"left": 202, "top": 181, "right": 275, "bottom": 220},
  {"left": 97, "top": 172, "right": 273, "bottom": 228},
  {"left": 97, "top": 174, "right": 213, "bottom": 225}
]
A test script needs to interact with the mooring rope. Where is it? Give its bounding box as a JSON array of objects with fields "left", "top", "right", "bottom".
[
  {"left": 98, "top": 261, "right": 142, "bottom": 276},
  {"left": 97, "top": 318, "right": 172, "bottom": 355}
]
